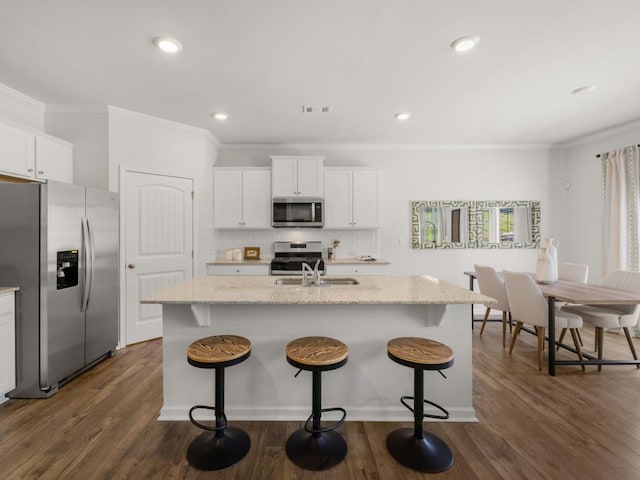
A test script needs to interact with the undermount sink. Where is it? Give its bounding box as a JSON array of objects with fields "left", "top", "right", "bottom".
[{"left": 274, "top": 277, "right": 360, "bottom": 286}]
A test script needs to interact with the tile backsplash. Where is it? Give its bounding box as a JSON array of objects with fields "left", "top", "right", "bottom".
[{"left": 210, "top": 229, "right": 379, "bottom": 260}]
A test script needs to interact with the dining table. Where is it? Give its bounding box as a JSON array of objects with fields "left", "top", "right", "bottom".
[{"left": 464, "top": 271, "right": 640, "bottom": 376}]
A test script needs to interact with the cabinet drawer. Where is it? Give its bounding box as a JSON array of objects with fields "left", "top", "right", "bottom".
[
  {"left": 207, "top": 264, "right": 270, "bottom": 276},
  {"left": 325, "top": 264, "right": 388, "bottom": 276}
]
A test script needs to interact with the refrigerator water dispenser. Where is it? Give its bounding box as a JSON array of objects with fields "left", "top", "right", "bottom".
[{"left": 56, "top": 250, "right": 78, "bottom": 289}]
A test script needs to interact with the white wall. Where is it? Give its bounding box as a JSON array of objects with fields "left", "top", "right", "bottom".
[
  {"left": 45, "top": 107, "right": 110, "bottom": 190},
  {"left": 557, "top": 120, "right": 640, "bottom": 283},
  {"left": 107, "top": 107, "right": 217, "bottom": 276},
  {"left": 216, "top": 145, "right": 553, "bottom": 287}
]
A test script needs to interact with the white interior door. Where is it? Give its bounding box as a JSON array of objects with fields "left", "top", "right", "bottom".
[{"left": 124, "top": 171, "right": 193, "bottom": 344}]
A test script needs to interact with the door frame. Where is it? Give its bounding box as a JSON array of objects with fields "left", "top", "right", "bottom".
[{"left": 118, "top": 167, "right": 196, "bottom": 348}]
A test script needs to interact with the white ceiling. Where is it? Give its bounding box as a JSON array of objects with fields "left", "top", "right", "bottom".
[{"left": 0, "top": 1, "right": 639, "bottom": 146}]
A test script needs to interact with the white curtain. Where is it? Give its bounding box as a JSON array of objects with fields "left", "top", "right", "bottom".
[
  {"left": 602, "top": 145, "right": 640, "bottom": 273},
  {"left": 513, "top": 206, "right": 532, "bottom": 243}
]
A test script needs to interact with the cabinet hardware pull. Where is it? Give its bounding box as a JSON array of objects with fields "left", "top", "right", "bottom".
[
  {"left": 128, "top": 263, "right": 136, "bottom": 269},
  {"left": 27, "top": 168, "right": 34, "bottom": 172}
]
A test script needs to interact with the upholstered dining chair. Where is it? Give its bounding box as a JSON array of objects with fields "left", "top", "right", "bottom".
[
  {"left": 474, "top": 264, "right": 511, "bottom": 348},
  {"left": 557, "top": 262, "right": 589, "bottom": 347},
  {"left": 561, "top": 269, "right": 640, "bottom": 371},
  {"left": 504, "top": 271, "right": 584, "bottom": 371}
]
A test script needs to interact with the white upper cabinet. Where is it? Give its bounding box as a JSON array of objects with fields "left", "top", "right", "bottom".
[
  {"left": 0, "top": 119, "right": 73, "bottom": 183},
  {"left": 0, "top": 121, "right": 35, "bottom": 179},
  {"left": 271, "top": 155, "right": 323, "bottom": 197},
  {"left": 324, "top": 168, "right": 381, "bottom": 228},
  {"left": 214, "top": 167, "right": 271, "bottom": 228},
  {"left": 35, "top": 135, "right": 74, "bottom": 183}
]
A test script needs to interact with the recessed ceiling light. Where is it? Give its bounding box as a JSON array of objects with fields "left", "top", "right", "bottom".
[
  {"left": 212, "top": 112, "right": 228, "bottom": 121},
  {"left": 394, "top": 112, "right": 412, "bottom": 121},
  {"left": 450, "top": 35, "right": 480, "bottom": 53},
  {"left": 571, "top": 85, "right": 598, "bottom": 95},
  {"left": 153, "top": 36, "right": 182, "bottom": 54}
]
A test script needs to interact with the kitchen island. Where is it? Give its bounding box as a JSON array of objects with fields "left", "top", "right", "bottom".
[{"left": 142, "top": 275, "right": 493, "bottom": 422}]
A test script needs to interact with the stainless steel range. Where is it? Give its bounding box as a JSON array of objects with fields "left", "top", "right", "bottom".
[{"left": 270, "top": 241, "right": 325, "bottom": 275}]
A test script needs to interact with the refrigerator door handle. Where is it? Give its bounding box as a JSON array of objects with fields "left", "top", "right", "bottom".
[{"left": 81, "top": 216, "right": 94, "bottom": 312}]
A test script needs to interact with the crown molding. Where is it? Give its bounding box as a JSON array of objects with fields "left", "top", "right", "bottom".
[
  {"left": 218, "top": 142, "right": 551, "bottom": 151},
  {"left": 0, "top": 83, "right": 45, "bottom": 112},
  {"left": 107, "top": 106, "right": 219, "bottom": 144},
  {"left": 46, "top": 104, "right": 109, "bottom": 114},
  {"left": 554, "top": 119, "right": 640, "bottom": 149}
]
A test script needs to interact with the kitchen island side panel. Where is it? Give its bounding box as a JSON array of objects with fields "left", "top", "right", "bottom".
[{"left": 160, "top": 302, "right": 474, "bottom": 422}]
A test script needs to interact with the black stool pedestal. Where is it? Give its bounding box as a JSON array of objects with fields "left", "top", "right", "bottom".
[
  {"left": 386, "top": 337, "right": 454, "bottom": 473},
  {"left": 186, "top": 335, "right": 251, "bottom": 471},
  {"left": 285, "top": 336, "right": 349, "bottom": 471}
]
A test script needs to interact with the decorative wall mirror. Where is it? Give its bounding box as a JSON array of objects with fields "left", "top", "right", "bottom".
[
  {"left": 469, "top": 201, "right": 540, "bottom": 249},
  {"left": 412, "top": 201, "right": 470, "bottom": 249},
  {"left": 412, "top": 200, "right": 540, "bottom": 249}
]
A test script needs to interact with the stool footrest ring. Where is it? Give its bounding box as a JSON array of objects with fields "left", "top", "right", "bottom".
[
  {"left": 304, "top": 407, "right": 347, "bottom": 434},
  {"left": 189, "top": 405, "right": 228, "bottom": 431},
  {"left": 400, "top": 396, "right": 450, "bottom": 420}
]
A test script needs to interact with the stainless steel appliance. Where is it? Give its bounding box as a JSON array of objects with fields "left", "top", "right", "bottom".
[
  {"left": 272, "top": 197, "right": 323, "bottom": 228},
  {"left": 270, "top": 241, "right": 325, "bottom": 275},
  {"left": 0, "top": 181, "right": 119, "bottom": 398}
]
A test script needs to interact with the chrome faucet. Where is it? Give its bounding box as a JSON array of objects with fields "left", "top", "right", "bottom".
[{"left": 301, "top": 260, "right": 322, "bottom": 286}]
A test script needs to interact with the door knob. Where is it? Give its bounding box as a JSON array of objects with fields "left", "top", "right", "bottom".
[{"left": 128, "top": 263, "right": 136, "bottom": 269}]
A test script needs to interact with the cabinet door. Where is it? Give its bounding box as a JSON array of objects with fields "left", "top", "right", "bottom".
[
  {"left": 35, "top": 135, "right": 74, "bottom": 183},
  {"left": 214, "top": 170, "right": 243, "bottom": 227},
  {"left": 296, "top": 158, "right": 323, "bottom": 197},
  {"left": 323, "top": 169, "right": 352, "bottom": 228},
  {"left": 0, "top": 293, "right": 16, "bottom": 399},
  {"left": 0, "top": 122, "right": 35, "bottom": 179},
  {"left": 352, "top": 170, "right": 380, "bottom": 228},
  {"left": 242, "top": 169, "right": 271, "bottom": 228},
  {"left": 272, "top": 158, "right": 298, "bottom": 197}
]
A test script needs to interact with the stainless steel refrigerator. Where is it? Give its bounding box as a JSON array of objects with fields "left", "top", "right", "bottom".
[{"left": 0, "top": 180, "right": 119, "bottom": 398}]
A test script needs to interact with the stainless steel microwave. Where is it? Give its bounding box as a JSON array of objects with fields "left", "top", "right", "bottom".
[{"left": 272, "top": 197, "right": 323, "bottom": 228}]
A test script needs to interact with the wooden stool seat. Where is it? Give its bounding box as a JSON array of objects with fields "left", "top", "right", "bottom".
[
  {"left": 187, "top": 335, "right": 251, "bottom": 368},
  {"left": 186, "top": 334, "right": 251, "bottom": 471},
  {"left": 386, "top": 336, "right": 454, "bottom": 474},
  {"left": 387, "top": 337, "right": 453, "bottom": 370},
  {"left": 286, "top": 336, "right": 348, "bottom": 370},
  {"left": 285, "top": 336, "right": 348, "bottom": 471}
]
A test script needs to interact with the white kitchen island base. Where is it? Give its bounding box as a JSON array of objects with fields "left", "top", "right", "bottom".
[{"left": 159, "top": 302, "right": 476, "bottom": 423}]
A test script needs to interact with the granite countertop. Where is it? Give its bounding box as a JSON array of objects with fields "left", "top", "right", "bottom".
[
  {"left": 325, "top": 257, "right": 391, "bottom": 265},
  {"left": 142, "top": 275, "right": 494, "bottom": 306},
  {"left": 0, "top": 287, "right": 19, "bottom": 294}
]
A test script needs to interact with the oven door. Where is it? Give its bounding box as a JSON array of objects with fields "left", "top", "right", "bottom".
[{"left": 272, "top": 198, "right": 323, "bottom": 228}]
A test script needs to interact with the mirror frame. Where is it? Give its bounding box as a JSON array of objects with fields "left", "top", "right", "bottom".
[
  {"left": 412, "top": 200, "right": 541, "bottom": 249},
  {"left": 411, "top": 201, "right": 471, "bottom": 249}
]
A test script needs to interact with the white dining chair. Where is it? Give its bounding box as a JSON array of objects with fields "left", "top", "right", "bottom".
[
  {"left": 561, "top": 269, "right": 640, "bottom": 371},
  {"left": 474, "top": 264, "right": 511, "bottom": 348},
  {"left": 504, "top": 271, "right": 584, "bottom": 371},
  {"left": 556, "top": 262, "right": 589, "bottom": 347}
]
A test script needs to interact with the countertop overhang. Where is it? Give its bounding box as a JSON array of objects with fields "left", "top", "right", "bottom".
[{"left": 142, "top": 275, "right": 494, "bottom": 306}]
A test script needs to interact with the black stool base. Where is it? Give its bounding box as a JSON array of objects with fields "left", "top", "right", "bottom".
[
  {"left": 286, "top": 429, "right": 347, "bottom": 471},
  {"left": 187, "top": 427, "right": 250, "bottom": 471},
  {"left": 386, "top": 428, "right": 453, "bottom": 473}
]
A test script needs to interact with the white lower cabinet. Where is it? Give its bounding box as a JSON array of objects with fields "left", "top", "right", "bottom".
[
  {"left": 325, "top": 263, "right": 389, "bottom": 276},
  {"left": 0, "top": 292, "right": 16, "bottom": 403},
  {"left": 207, "top": 264, "right": 270, "bottom": 275}
]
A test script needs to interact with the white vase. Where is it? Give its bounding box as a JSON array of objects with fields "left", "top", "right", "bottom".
[
  {"left": 542, "top": 238, "right": 559, "bottom": 280},
  {"left": 536, "top": 247, "right": 557, "bottom": 284}
]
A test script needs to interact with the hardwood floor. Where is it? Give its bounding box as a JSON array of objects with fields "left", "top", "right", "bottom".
[{"left": 2, "top": 324, "right": 640, "bottom": 479}]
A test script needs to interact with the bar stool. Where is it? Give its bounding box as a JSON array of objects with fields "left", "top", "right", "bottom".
[
  {"left": 285, "top": 336, "right": 348, "bottom": 471},
  {"left": 186, "top": 335, "right": 251, "bottom": 471},
  {"left": 386, "top": 337, "right": 454, "bottom": 473}
]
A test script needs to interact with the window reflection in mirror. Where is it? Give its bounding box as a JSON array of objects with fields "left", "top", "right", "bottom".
[{"left": 412, "top": 201, "right": 470, "bottom": 248}]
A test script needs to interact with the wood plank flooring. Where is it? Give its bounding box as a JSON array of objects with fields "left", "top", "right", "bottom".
[{"left": 2, "top": 323, "right": 640, "bottom": 479}]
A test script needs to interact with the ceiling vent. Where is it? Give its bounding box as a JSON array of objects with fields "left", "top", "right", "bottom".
[{"left": 302, "top": 105, "right": 333, "bottom": 114}]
